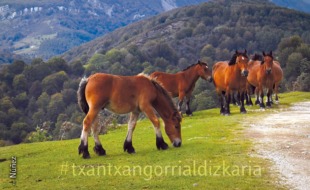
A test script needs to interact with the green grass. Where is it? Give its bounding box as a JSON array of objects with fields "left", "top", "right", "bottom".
[{"left": 1, "top": 91, "right": 309, "bottom": 190}]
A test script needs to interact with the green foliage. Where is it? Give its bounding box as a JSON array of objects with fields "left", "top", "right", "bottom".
[
  {"left": 1, "top": 0, "right": 310, "bottom": 145},
  {"left": 42, "top": 71, "right": 69, "bottom": 95},
  {"left": 26, "top": 126, "right": 52, "bottom": 143}
]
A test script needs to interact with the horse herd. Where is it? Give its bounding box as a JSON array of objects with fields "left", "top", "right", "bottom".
[{"left": 77, "top": 49, "right": 283, "bottom": 159}]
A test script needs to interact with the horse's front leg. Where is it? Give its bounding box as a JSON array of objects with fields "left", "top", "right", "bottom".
[
  {"left": 258, "top": 85, "right": 265, "bottom": 108},
  {"left": 92, "top": 116, "right": 106, "bottom": 156},
  {"left": 240, "top": 91, "right": 247, "bottom": 113},
  {"left": 266, "top": 88, "right": 273, "bottom": 108},
  {"left": 123, "top": 112, "right": 139, "bottom": 154},
  {"left": 142, "top": 106, "right": 168, "bottom": 150}
]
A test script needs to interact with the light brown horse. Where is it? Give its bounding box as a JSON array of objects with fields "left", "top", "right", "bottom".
[
  {"left": 77, "top": 73, "right": 182, "bottom": 159},
  {"left": 245, "top": 54, "right": 263, "bottom": 106},
  {"left": 247, "top": 52, "right": 283, "bottom": 107},
  {"left": 212, "top": 50, "right": 249, "bottom": 115},
  {"left": 272, "top": 60, "right": 283, "bottom": 103},
  {"left": 150, "top": 60, "right": 212, "bottom": 116}
]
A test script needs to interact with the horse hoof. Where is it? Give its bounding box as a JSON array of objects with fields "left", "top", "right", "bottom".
[
  {"left": 93, "top": 144, "right": 106, "bottom": 156},
  {"left": 156, "top": 136, "right": 169, "bottom": 150},
  {"left": 78, "top": 141, "right": 90, "bottom": 158},
  {"left": 123, "top": 140, "right": 135, "bottom": 154},
  {"left": 83, "top": 153, "right": 91, "bottom": 159},
  {"left": 241, "top": 111, "right": 247, "bottom": 114},
  {"left": 160, "top": 143, "right": 169, "bottom": 150}
]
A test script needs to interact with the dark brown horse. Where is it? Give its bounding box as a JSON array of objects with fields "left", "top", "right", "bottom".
[
  {"left": 212, "top": 50, "right": 249, "bottom": 115},
  {"left": 247, "top": 51, "right": 283, "bottom": 108},
  {"left": 77, "top": 73, "right": 182, "bottom": 159},
  {"left": 150, "top": 60, "right": 212, "bottom": 116}
]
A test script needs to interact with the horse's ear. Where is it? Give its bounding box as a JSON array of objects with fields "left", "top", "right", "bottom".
[
  {"left": 244, "top": 49, "right": 247, "bottom": 54},
  {"left": 197, "top": 60, "right": 201, "bottom": 64},
  {"left": 262, "top": 51, "right": 266, "bottom": 56},
  {"left": 270, "top": 50, "right": 272, "bottom": 56},
  {"left": 173, "top": 111, "right": 182, "bottom": 122},
  {"left": 235, "top": 50, "right": 239, "bottom": 54}
]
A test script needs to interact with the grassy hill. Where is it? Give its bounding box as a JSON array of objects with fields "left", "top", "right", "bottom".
[{"left": 1, "top": 91, "right": 309, "bottom": 189}]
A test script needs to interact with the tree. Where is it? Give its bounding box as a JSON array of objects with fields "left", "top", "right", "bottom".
[
  {"left": 36, "top": 92, "right": 50, "bottom": 112},
  {"left": 13, "top": 92, "right": 28, "bottom": 109},
  {"left": 47, "top": 93, "right": 65, "bottom": 121},
  {"left": 285, "top": 52, "right": 303, "bottom": 81},
  {"left": 8, "top": 60, "right": 26, "bottom": 75},
  {"left": 13, "top": 74, "right": 27, "bottom": 92},
  {"left": 0, "top": 96, "right": 14, "bottom": 112},
  {"left": 42, "top": 71, "right": 69, "bottom": 95},
  {"left": 29, "top": 81, "right": 42, "bottom": 99}
]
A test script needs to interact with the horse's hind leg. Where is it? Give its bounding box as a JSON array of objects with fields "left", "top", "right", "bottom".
[
  {"left": 123, "top": 112, "right": 139, "bottom": 154},
  {"left": 79, "top": 108, "right": 100, "bottom": 159},
  {"left": 217, "top": 91, "right": 225, "bottom": 115},
  {"left": 92, "top": 116, "right": 106, "bottom": 156},
  {"left": 185, "top": 94, "right": 193, "bottom": 116}
]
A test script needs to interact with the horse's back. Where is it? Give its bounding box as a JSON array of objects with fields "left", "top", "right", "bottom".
[
  {"left": 150, "top": 71, "right": 179, "bottom": 97},
  {"left": 86, "top": 73, "right": 157, "bottom": 114}
]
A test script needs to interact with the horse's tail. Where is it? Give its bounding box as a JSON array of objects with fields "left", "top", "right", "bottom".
[{"left": 77, "top": 77, "right": 89, "bottom": 114}]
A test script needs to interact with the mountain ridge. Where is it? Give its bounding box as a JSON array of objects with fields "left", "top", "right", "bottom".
[{"left": 0, "top": 0, "right": 209, "bottom": 62}]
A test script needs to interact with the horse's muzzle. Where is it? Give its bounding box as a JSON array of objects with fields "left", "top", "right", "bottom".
[
  {"left": 241, "top": 70, "right": 249, "bottom": 77},
  {"left": 208, "top": 76, "right": 213, "bottom": 82},
  {"left": 173, "top": 139, "right": 182, "bottom": 147}
]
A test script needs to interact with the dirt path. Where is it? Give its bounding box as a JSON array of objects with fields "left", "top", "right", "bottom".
[{"left": 246, "top": 102, "right": 310, "bottom": 190}]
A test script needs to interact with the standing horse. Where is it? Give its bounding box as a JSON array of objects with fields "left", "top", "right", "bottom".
[
  {"left": 245, "top": 54, "right": 263, "bottom": 106},
  {"left": 212, "top": 50, "right": 249, "bottom": 115},
  {"left": 271, "top": 60, "right": 283, "bottom": 103},
  {"left": 77, "top": 73, "right": 182, "bottom": 159},
  {"left": 247, "top": 51, "right": 277, "bottom": 108},
  {"left": 150, "top": 60, "right": 212, "bottom": 116}
]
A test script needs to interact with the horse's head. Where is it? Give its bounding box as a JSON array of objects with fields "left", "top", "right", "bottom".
[
  {"left": 262, "top": 51, "right": 273, "bottom": 75},
  {"left": 197, "top": 60, "right": 212, "bottom": 82},
  {"left": 164, "top": 111, "right": 182, "bottom": 147},
  {"left": 230, "top": 49, "right": 249, "bottom": 77}
]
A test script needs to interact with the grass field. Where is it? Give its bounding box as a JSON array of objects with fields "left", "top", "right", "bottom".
[{"left": 1, "top": 91, "right": 309, "bottom": 190}]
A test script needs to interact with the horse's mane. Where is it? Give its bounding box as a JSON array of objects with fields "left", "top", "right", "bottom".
[
  {"left": 251, "top": 54, "right": 263, "bottom": 61},
  {"left": 182, "top": 61, "right": 207, "bottom": 71},
  {"left": 228, "top": 54, "right": 238, "bottom": 65},
  {"left": 138, "top": 73, "right": 178, "bottom": 113},
  {"left": 150, "top": 79, "right": 178, "bottom": 114},
  {"left": 229, "top": 51, "right": 248, "bottom": 66}
]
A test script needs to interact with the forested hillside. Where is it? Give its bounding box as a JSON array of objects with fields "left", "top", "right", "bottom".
[
  {"left": 0, "top": 0, "right": 309, "bottom": 146},
  {"left": 0, "top": 0, "right": 209, "bottom": 62}
]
